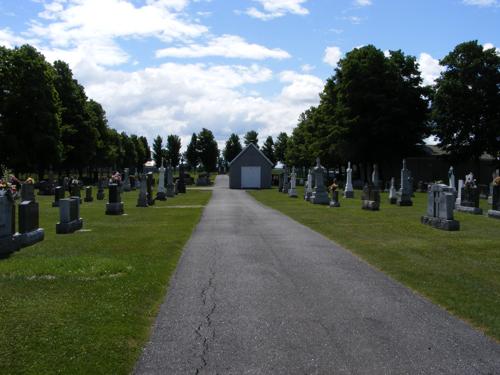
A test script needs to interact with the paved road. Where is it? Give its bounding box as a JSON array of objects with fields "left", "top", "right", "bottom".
[{"left": 135, "top": 175, "right": 500, "bottom": 375}]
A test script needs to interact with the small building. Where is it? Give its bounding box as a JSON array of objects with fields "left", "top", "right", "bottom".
[{"left": 229, "top": 143, "right": 273, "bottom": 189}]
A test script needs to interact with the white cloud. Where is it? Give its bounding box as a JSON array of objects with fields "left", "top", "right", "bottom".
[
  {"left": 74, "top": 61, "right": 322, "bottom": 145},
  {"left": 245, "top": 0, "right": 309, "bottom": 20},
  {"left": 462, "top": 0, "right": 498, "bottom": 6},
  {"left": 344, "top": 15, "right": 363, "bottom": 24},
  {"left": 417, "top": 52, "right": 443, "bottom": 86},
  {"left": 323, "top": 46, "right": 342, "bottom": 68},
  {"left": 29, "top": 0, "right": 207, "bottom": 48},
  {"left": 354, "top": 0, "right": 372, "bottom": 6},
  {"left": 301, "top": 64, "right": 315, "bottom": 72},
  {"left": 156, "top": 34, "right": 291, "bottom": 60},
  {"left": 0, "top": 28, "right": 37, "bottom": 48}
]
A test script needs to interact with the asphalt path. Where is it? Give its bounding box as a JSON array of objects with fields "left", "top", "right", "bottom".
[{"left": 135, "top": 175, "right": 500, "bottom": 374}]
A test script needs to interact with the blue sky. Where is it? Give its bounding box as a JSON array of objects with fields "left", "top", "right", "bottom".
[{"left": 1, "top": 0, "right": 499, "bottom": 148}]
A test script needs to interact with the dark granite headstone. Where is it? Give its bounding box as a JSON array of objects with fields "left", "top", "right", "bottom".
[
  {"left": 84, "top": 186, "right": 93, "bottom": 202},
  {"left": 56, "top": 198, "right": 83, "bottom": 234},
  {"left": 147, "top": 172, "right": 155, "bottom": 205},
  {"left": 20, "top": 184, "right": 35, "bottom": 202},
  {"left": 488, "top": 185, "right": 500, "bottom": 219},
  {"left": 362, "top": 183, "right": 380, "bottom": 211},
  {"left": 106, "top": 183, "right": 124, "bottom": 215},
  {"left": 70, "top": 184, "right": 81, "bottom": 199},
  {"left": 52, "top": 186, "right": 65, "bottom": 207},
  {"left": 178, "top": 165, "right": 186, "bottom": 194},
  {"left": 15, "top": 200, "right": 44, "bottom": 247},
  {"left": 0, "top": 190, "right": 20, "bottom": 255}
]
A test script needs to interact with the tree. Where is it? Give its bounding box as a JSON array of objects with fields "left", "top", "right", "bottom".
[
  {"left": 152, "top": 135, "right": 164, "bottom": 168},
  {"left": 331, "top": 45, "right": 429, "bottom": 168},
  {"left": 185, "top": 133, "right": 199, "bottom": 170},
  {"left": 261, "top": 136, "right": 276, "bottom": 166},
  {"left": 166, "top": 134, "right": 181, "bottom": 169},
  {"left": 197, "top": 128, "right": 219, "bottom": 172},
  {"left": 432, "top": 40, "right": 500, "bottom": 164},
  {"left": 86, "top": 99, "right": 109, "bottom": 169},
  {"left": 139, "top": 136, "right": 151, "bottom": 161},
  {"left": 53, "top": 60, "right": 98, "bottom": 175},
  {"left": 131, "top": 134, "right": 146, "bottom": 171},
  {"left": 223, "top": 133, "right": 242, "bottom": 164},
  {"left": 0, "top": 45, "right": 62, "bottom": 177},
  {"left": 121, "top": 132, "right": 137, "bottom": 169},
  {"left": 244, "top": 130, "right": 259, "bottom": 148},
  {"left": 274, "top": 132, "right": 289, "bottom": 164}
]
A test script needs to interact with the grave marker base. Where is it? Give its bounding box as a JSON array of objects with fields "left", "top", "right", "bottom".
[
  {"left": 105, "top": 202, "right": 124, "bottom": 215},
  {"left": 14, "top": 228, "right": 45, "bottom": 248},
  {"left": 487, "top": 210, "right": 500, "bottom": 219},
  {"left": 344, "top": 191, "right": 354, "bottom": 199},
  {"left": 421, "top": 216, "right": 460, "bottom": 231},
  {"left": 456, "top": 206, "right": 483, "bottom": 215},
  {"left": 362, "top": 200, "right": 380, "bottom": 211},
  {"left": 56, "top": 218, "right": 83, "bottom": 234}
]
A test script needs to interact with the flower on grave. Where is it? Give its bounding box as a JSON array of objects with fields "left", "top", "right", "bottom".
[
  {"left": 494, "top": 176, "right": 500, "bottom": 186},
  {"left": 328, "top": 181, "right": 338, "bottom": 192},
  {"left": 25, "top": 177, "right": 35, "bottom": 184},
  {"left": 111, "top": 172, "right": 122, "bottom": 183}
]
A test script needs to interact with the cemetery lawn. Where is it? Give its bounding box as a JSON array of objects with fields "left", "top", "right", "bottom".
[
  {"left": 249, "top": 188, "right": 500, "bottom": 342},
  {"left": 0, "top": 189, "right": 211, "bottom": 375}
]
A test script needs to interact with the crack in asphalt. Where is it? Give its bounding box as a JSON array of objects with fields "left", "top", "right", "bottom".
[{"left": 194, "top": 246, "right": 217, "bottom": 375}]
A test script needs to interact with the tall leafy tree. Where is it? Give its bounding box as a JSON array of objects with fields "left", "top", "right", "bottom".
[
  {"left": 166, "top": 134, "right": 181, "bottom": 169},
  {"left": 223, "top": 133, "right": 242, "bottom": 164},
  {"left": 121, "top": 132, "right": 137, "bottom": 169},
  {"left": 432, "top": 40, "right": 500, "bottom": 164},
  {"left": 139, "top": 136, "right": 151, "bottom": 161},
  {"left": 131, "top": 134, "right": 146, "bottom": 171},
  {"left": 197, "top": 128, "right": 219, "bottom": 172},
  {"left": 332, "top": 45, "right": 429, "bottom": 167},
  {"left": 274, "top": 132, "right": 289, "bottom": 164},
  {"left": 0, "top": 45, "right": 62, "bottom": 177},
  {"left": 152, "top": 135, "right": 164, "bottom": 168},
  {"left": 261, "top": 136, "right": 276, "bottom": 166},
  {"left": 185, "top": 133, "right": 199, "bottom": 170},
  {"left": 53, "top": 60, "right": 98, "bottom": 175},
  {"left": 244, "top": 130, "right": 259, "bottom": 148},
  {"left": 86, "top": 99, "right": 109, "bottom": 169}
]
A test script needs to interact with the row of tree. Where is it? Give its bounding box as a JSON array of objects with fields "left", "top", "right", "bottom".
[
  {"left": 282, "top": 41, "right": 500, "bottom": 172},
  {"left": 221, "top": 41, "right": 500, "bottom": 176},
  {"left": 0, "top": 44, "right": 151, "bottom": 178}
]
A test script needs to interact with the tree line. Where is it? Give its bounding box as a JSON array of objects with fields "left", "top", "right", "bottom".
[
  {"left": 0, "top": 44, "right": 151, "bottom": 178},
  {"left": 221, "top": 41, "right": 500, "bottom": 178}
]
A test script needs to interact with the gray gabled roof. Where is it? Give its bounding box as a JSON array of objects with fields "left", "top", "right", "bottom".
[{"left": 228, "top": 143, "right": 274, "bottom": 167}]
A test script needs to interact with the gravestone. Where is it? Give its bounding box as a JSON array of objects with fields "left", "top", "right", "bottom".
[
  {"left": 456, "top": 179, "right": 464, "bottom": 207},
  {"left": 278, "top": 173, "right": 283, "bottom": 193},
  {"left": 137, "top": 175, "right": 149, "bottom": 207},
  {"left": 362, "top": 164, "right": 380, "bottom": 211},
  {"left": 156, "top": 160, "right": 167, "bottom": 201},
  {"left": 97, "top": 178, "right": 105, "bottom": 200},
  {"left": 311, "top": 158, "right": 330, "bottom": 205},
  {"left": 70, "top": 183, "right": 81, "bottom": 202},
  {"left": 166, "top": 163, "right": 175, "bottom": 197},
  {"left": 196, "top": 172, "right": 210, "bottom": 186},
  {"left": 288, "top": 167, "right": 298, "bottom": 198},
  {"left": 15, "top": 200, "right": 44, "bottom": 248},
  {"left": 21, "top": 183, "right": 35, "bottom": 202},
  {"left": 488, "top": 182, "right": 500, "bottom": 219},
  {"left": 129, "top": 175, "right": 136, "bottom": 191},
  {"left": 448, "top": 166, "right": 456, "bottom": 192},
  {"left": 52, "top": 186, "right": 65, "bottom": 207},
  {"left": 388, "top": 177, "right": 397, "bottom": 204},
  {"left": 105, "top": 184, "right": 124, "bottom": 215},
  {"left": 488, "top": 170, "right": 499, "bottom": 205},
  {"left": 56, "top": 198, "right": 83, "bottom": 234},
  {"left": 456, "top": 173, "right": 482, "bottom": 215},
  {"left": 0, "top": 190, "right": 20, "bottom": 255},
  {"left": 397, "top": 159, "right": 413, "bottom": 206},
  {"left": 177, "top": 164, "right": 186, "bottom": 194},
  {"left": 123, "top": 168, "right": 131, "bottom": 192},
  {"left": 147, "top": 172, "right": 156, "bottom": 205},
  {"left": 304, "top": 169, "right": 313, "bottom": 201},
  {"left": 282, "top": 167, "right": 289, "bottom": 194},
  {"left": 344, "top": 162, "right": 354, "bottom": 198},
  {"left": 417, "top": 181, "right": 427, "bottom": 193},
  {"left": 135, "top": 174, "right": 141, "bottom": 189},
  {"left": 84, "top": 186, "right": 93, "bottom": 202},
  {"left": 421, "top": 184, "right": 460, "bottom": 231}
]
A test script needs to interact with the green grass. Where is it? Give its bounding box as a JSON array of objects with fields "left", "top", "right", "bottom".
[
  {"left": 0, "top": 188, "right": 211, "bottom": 375},
  {"left": 249, "top": 187, "right": 500, "bottom": 342}
]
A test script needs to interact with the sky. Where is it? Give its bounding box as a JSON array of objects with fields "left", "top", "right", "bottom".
[{"left": 1, "top": 0, "right": 499, "bottom": 150}]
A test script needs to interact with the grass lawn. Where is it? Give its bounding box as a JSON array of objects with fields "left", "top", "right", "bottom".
[
  {"left": 0, "top": 188, "right": 211, "bottom": 375},
  {"left": 249, "top": 187, "right": 500, "bottom": 342}
]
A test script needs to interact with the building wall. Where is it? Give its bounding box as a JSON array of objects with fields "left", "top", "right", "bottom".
[{"left": 229, "top": 147, "right": 272, "bottom": 189}]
